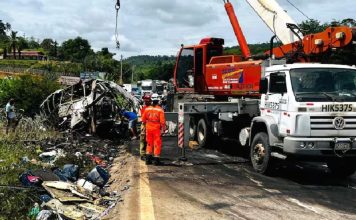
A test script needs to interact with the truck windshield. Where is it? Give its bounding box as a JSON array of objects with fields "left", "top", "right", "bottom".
[
  {"left": 290, "top": 68, "right": 356, "bottom": 102},
  {"left": 142, "top": 86, "right": 152, "bottom": 91},
  {"left": 156, "top": 85, "right": 164, "bottom": 94}
]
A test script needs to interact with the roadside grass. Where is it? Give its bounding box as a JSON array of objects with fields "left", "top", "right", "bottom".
[{"left": 0, "top": 117, "right": 61, "bottom": 219}]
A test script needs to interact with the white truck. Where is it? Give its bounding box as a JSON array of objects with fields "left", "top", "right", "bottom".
[
  {"left": 175, "top": 62, "right": 356, "bottom": 177},
  {"left": 141, "top": 79, "right": 156, "bottom": 95},
  {"left": 166, "top": 0, "right": 356, "bottom": 176},
  {"left": 248, "top": 63, "right": 356, "bottom": 175}
]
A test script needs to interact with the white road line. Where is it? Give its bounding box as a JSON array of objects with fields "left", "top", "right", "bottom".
[
  {"left": 247, "top": 176, "right": 263, "bottom": 187},
  {"left": 139, "top": 161, "right": 156, "bottom": 220},
  {"left": 247, "top": 175, "right": 282, "bottom": 194},
  {"left": 286, "top": 198, "right": 321, "bottom": 215}
]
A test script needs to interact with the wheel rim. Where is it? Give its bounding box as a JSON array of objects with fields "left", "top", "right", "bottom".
[
  {"left": 190, "top": 128, "right": 194, "bottom": 136},
  {"left": 198, "top": 126, "right": 205, "bottom": 142},
  {"left": 189, "top": 120, "right": 195, "bottom": 137},
  {"left": 252, "top": 143, "right": 265, "bottom": 165}
]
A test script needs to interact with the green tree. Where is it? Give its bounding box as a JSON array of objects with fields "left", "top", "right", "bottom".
[
  {"left": 27, "top": 37, "right": 40, "bottom": 49},
  {"left": 60, "top": 37, "right": 93, "bottom": 62},
  {"left": 0, "top": 21, "right": 11, "bottom": 58},
  {"left": 298, "top": 19, "right": 328, "bottom": 35},
  {"left": 329, "top": 18, "right": 356, "bottom": 27},
  {"left": 17, "top": 36, "right": 28, "bottom": 58},
  {"left": 9, "top": 31, "right": 17, "bottom": 59},
  {"left": 40, "top": 38, "right": 54, "bottom": 52},
  {"left": 0, "top": 20, "right": 11, "bottom": 36},
  {"left": 52, "top": 40, "right": 58, "bottom": 58},
  {"left": 0, "top": 75, "right": 60, "bottom": 116}
]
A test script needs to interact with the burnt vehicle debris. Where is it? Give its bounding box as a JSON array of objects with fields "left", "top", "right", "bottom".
[{"left": 40, "top": 79, "right": 140, "bottom": 135}]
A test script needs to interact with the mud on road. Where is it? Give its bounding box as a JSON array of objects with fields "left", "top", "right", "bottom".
[{"left": 111, "top": 137, "right": 356, "bottom": 220}]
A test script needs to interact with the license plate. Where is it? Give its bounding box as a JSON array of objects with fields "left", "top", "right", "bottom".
[{"left": 335, "top": 142, "right": 351, "bottom": 151}]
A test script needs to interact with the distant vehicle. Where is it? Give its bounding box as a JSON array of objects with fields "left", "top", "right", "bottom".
[
  {"left": 141, "top": 79, "right": 156, "bottom": 95},
  {"left": 131, "top": 86, "right": 141, "bottom": 100},
  {"left": 123, "top": 84, "right": 132, "bottom": 93},
  {"left": 131, "top": 87, "right": 140, "bottom": 95},
  {"left": 155, "top": 80, "right": 164, "bottom": 95}
]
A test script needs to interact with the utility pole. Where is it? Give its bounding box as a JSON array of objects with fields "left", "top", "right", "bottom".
[
  {"left": 131, "top": 65, "right": 135, "bottom": 83},
  {"left": 120, "top": 54, "right": 123, "bottom": 84}
]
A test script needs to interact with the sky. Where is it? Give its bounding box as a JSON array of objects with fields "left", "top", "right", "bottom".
[{"left": 0, "top": 0, "right": 354, "bottom": 59}]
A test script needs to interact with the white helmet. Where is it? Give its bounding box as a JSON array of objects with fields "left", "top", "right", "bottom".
[{"left": 151, "top": 93, "right": 160, "bottom": 101}]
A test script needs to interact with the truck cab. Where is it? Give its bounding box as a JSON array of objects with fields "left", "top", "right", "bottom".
[
  {"left": 251, "top": 63, "right": 356, "bottom": 176},
  {"left": 173, "top": 38, "right": 261, "bottom": 97},
  {"left": 141, "top": 79, "right": 155, "bottom": 95}
]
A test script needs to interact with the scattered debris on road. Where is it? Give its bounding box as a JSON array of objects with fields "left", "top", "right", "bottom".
[{"left": 14, "top": 133, "right": 130, "bottom": 219}]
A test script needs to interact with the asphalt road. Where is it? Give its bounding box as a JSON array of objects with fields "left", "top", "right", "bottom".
[{"left": 127, "top": 137, "right": 356, "bottom": 220}]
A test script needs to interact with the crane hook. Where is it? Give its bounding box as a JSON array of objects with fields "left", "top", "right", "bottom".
[
  {"left": 115, "top": 0, "right": 121, "bottom": 49},
  {"left": 115, "top": 0, "right": 121, "bottom": 10}
]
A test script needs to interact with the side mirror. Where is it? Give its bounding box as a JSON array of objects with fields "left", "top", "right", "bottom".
[{"left": 259, "top": 78, "right": 268, "bottom": 94}]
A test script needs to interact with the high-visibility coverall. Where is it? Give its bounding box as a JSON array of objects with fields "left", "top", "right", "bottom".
[
  {"left": 142, "top": 105, "right": 166, "bottom": 157},
  {"left": 139, "top": 105, "right": 149, "bottom": 156}
]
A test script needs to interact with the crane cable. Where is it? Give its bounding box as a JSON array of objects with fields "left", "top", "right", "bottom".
[
  {"left": 285, "top": 0, "right": 311, "bottom": 20},
  {"left": 115, "top": 0, "right": 121, "bottom": 49}
]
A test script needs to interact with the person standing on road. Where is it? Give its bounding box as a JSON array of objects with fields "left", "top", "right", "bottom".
[
  {"left": 121, "top": 110, "right": 138, "bottom": 140},
  {"left": 5, "top": 98, "right": 16, "bottom": 134},
  {"left": 139, "top": 94, "right": 151, "bottom": 161},
  {"left": 142, "top": 93, "right": 166, "bottom": 165}
]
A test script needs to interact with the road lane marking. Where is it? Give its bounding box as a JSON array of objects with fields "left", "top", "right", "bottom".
[
  {"left": 286, "top": 198, "right": 320, "bottom": 214},
  {"left": 139, "top": 161, "right": 156, "bottom": 220},
  {"left": 247, "top": 176, "right": 263, "bottom": 187}
]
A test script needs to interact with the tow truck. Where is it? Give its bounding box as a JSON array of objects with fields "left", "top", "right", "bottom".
[{"left": 168, "top": 0, "right": 356, "bottom": 176}]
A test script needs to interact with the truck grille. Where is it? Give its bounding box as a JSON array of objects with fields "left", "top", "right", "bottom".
[{"left": 310, "top": 116, "right": 356, "bottom": 130}]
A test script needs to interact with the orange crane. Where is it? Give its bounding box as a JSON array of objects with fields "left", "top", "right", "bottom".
[
  {"left": 171, "top": 0, "right": 355, "bottom": 97},
  {"left": 228, "top": 0, "right": 355, "bottom": 62}
]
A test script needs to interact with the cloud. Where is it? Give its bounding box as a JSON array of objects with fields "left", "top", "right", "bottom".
[{"left": 0, "top": 0, "right": 354, "bottom": 58}]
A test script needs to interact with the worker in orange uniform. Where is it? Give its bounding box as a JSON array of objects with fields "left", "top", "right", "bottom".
[
  {"left": 142, "top": 93, "right": 166, "bottom": 165},
  {"left": 139, "top": 94, "right": 151, "bottom": 161}
]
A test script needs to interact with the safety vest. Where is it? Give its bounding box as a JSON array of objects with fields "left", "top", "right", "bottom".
[
  {"left": 142, "top": 105, "right": 166, "bottom": 131},
  {"left": 140, "top": 105, "right": 149, "bottom": 116}
]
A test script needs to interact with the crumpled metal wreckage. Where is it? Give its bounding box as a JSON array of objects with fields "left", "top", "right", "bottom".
[{"left": 40, "top": 79, "right": 140, "bottom": 133}]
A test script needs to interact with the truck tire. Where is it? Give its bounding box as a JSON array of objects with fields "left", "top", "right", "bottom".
[
  {"left": 189, "top": 117, "right": 197, "bottom": 140},
  {"left": 250, "top": 132, "right": 274, "bottom": 175},
  {"left": 197, "top": 118, "right": 210, "bottom": 148},
  {"left": 327, "top": 158, "right": 356, "bottom": 178}
]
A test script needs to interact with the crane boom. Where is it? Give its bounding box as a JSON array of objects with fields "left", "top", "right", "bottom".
[
  {"left": 245, "top": 0, "right": 303, "bottom": 44},
  {"left": 224, "top": 1, "right": 251, "bottom": 59}
]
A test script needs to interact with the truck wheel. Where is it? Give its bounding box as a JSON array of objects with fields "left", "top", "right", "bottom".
[
  {"left": 189, "top": 117, "right": 197, "bottom": 140},
  {"left": 327, "top": 158, "right": 356, "bottom": 177},
  {"left": 197, "top": 118, "right": 210, "bottom": 148},
  {"left": 250, "top": 132, "right": 274, "bottom": 175}
]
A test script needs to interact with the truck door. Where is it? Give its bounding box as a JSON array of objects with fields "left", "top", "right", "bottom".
[
  {"left": 194, "top": 47, "right": 205, "bottom": 93},
  {"left": 175, "top": 47, "right": 195, "bottom": 93},
  {"left": 265, "top": 72, "right": 288, "bottom": 125}
]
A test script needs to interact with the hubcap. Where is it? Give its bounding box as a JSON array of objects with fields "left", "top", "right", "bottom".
[
  {"left": 253, "top": 143, "right": 265, "bottom": 165},
  {"left": 198, "top": 131, "right": 204, "bottom": 142},
  {"left": 190, "top": 128, "right": 194, "bottom": 136},
  {"left": 189, "top": 120, "right": 194, "bottom": 135}
]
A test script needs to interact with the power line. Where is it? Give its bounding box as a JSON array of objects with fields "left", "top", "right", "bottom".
[{"left": 285, "top": 0, "right": 311, "bottom": 20}]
